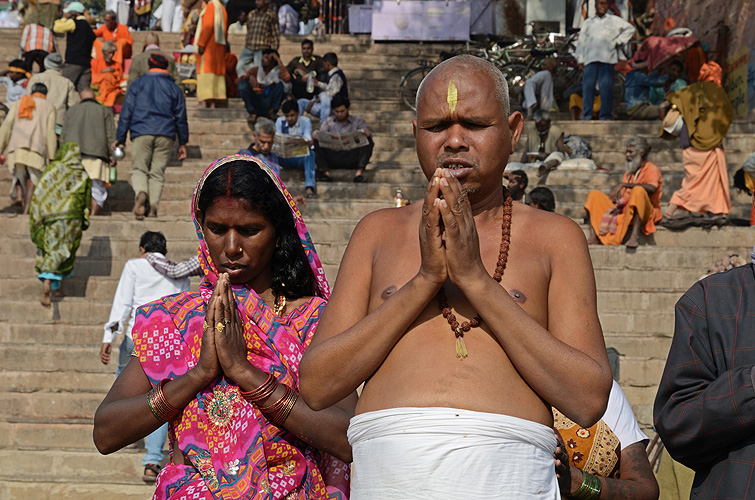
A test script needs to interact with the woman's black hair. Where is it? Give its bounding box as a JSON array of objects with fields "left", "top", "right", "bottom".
[
  {"left": 529, "top": 186, "right": 556, "bottom": 212},
  {"left": 196, "top": 160, "right": 317, "bottom": 299}
]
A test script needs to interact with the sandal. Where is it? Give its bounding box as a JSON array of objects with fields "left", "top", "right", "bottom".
[
  {"left": 317, "top": 172, "right": 333, "bottom": 182},
  {"left": 143, "top": 463, "right": 161, "bottom": 483},
  {"left": 353, "top": 174, "right": 366, "bottom": 183}
]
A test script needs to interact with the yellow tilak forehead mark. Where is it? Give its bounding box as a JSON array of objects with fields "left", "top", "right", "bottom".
[{"left": 447, "top": 81, "right": 458, "bottom": 114}]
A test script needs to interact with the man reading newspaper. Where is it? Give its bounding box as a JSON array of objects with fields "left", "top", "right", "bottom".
[
  {"left": 314, "top": 95, "right": 373, "bottom": 183},
  {"left": 273, "top": 100, "right": 318, "bottom": 198}
]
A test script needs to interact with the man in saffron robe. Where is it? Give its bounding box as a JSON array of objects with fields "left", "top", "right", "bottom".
[
  {"left": 91, "top": 41, "right": 123, "bottom": 107},
  {"left": 584, "top": 136, "right": 662, "bottom": 248},
  {"left": 93, "top": 10, "right": 133, "bottom": 64},
  {"left": 194, "top": 0, "right": 228, "bottom": 108},
  {"left": 662, "top": 81, "right": 732, "bottom": 219}
]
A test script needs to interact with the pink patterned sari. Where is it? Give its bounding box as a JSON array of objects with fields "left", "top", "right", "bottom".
[{"left": 132, "top": 156, "right": 349, "bottom": 500}]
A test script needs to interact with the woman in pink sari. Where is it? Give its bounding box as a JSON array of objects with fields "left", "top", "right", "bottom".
[{"left": 94, "top": 155, "right": 354, "bottom": 499}]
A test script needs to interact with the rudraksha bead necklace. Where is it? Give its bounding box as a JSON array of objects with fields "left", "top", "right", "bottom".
[{"left": 437, "top": 186, "right": 513, "bottom": 360}]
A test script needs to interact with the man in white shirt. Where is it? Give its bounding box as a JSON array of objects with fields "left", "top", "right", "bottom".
[
  {"left": 278, "top": 1, "right": 299, "bottom": 34},
  {"left": 227, "top": 10, "right": 248, "bottom": 35},
  {"left": 575, "top": 0, "right": 635, "bottom": 120},
  {"left": 99, "top": 231, "right": 199, "bottom": 482},
  {"left": 275, "top": 99, "right": 317, "bottom": 197},
  {"left": 522, "top": 57, "right": 556, "bottom": 118}
]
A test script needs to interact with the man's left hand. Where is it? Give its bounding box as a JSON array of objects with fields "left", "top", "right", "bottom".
[{"left": 177, "top": 145, "right": 188, "bottom": 161}]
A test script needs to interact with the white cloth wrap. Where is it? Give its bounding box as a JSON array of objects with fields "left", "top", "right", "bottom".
[{"left": 347, "top": 407, "right": 560, "bottom": 500}]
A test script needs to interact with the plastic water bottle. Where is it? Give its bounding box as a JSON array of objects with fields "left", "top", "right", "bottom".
[
  {"left": 109, "top": 165, "right": 117, "bottom": 183},
  {"left": 306, "top": 72, "right": 316, "bottom": 94},
  {"left": 394, "top": 189, "right": 404, "bottom": 207}
]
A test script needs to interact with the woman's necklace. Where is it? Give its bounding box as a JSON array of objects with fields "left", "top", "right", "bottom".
[
  {"left": 273, "top": 294, "right": 286, "bottom": 316},
  {"left": 437, "top": 187, "right": 513, "bottom": 360}
]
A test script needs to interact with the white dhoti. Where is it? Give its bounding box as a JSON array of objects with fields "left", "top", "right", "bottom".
[{"left": 347, "top": 407, "right": 560, "bottom": 500}]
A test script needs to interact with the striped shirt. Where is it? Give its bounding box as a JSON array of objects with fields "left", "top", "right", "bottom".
[
  {"left": 20, "top": 23, "right": 57, "bottom": 55},
  {"left": 144, "top": 253, "right": 202, "bottom": 279}
]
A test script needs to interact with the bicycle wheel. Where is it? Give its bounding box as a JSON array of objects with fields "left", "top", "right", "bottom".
[
  {"left": 399, "top": 66, "right": 433, "bottom": 112},
  {"left": 499, "top": 63, "right": 535, "bottom": 111}
]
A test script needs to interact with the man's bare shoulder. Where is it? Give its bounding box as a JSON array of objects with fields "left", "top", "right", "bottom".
[
  {"left": 513, "top": 202, "right": 587, "bottom": 252},
  {"left": 351, "top": 204, "right": 421, "bottom": 241}
]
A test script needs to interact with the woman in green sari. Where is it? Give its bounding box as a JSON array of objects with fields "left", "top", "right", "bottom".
[{"left": 29, "top": 142, "right": 92, "bottom": 307}]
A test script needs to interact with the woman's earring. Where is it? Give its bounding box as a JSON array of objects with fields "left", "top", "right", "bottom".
[{"left": 276, "top": 238, "right": 280, "bottom": 248}]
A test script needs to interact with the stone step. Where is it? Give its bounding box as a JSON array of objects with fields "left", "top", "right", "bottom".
[
  {"left": 588, "top": 245, "right": 750, "bottom": 271},
  {"left": 1, "top": 420, "right": 100, "bottom": 450},
  {"left": 0, "top": 390, "right": 104, "bottom": 420},
  {"left": 604, "top": 333, "right": 673, "bottom": 360},
  {"left": 0, "top": 448, "right": 149, "bottom": 487},
  {"left": 0, "top": 322, "right": 121, "bottom": 345},
  {"left": 0, "top": 477, "right": 156, "bottom": 500},
  {"left": 1, "top": 344, "right": 123, "bottom": 373},
  {"left": 0, "top": 370, "right": 115, "bottom": 392}
]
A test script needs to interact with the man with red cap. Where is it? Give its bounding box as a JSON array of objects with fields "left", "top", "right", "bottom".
[{"left": 114, "top": 53, "right": 189, "bottom": 220}]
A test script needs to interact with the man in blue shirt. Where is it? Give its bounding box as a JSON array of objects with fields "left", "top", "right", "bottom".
[
  {"left": 274, "top": 100, "right": 317, "bottom": 198},
  {"left": 624, "top": 64, "right": 668, "bottom": 119},
  {"left": 114, "top": 53, "right": 188, "bottom": 219}
]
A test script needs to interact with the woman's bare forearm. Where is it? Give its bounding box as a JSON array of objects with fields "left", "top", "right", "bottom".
[{"left": 93, "top": 359, "right": 212, "bottom": 454}]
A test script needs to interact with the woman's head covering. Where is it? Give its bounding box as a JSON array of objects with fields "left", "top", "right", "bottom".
[
  {"left": 192, "top": 154, "right": 330, "bottom": 300},
  {"left": 132, "top": 155, "right": 348, "bottom": 499}
]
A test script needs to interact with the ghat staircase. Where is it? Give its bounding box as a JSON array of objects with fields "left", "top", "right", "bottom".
[{"left": 0, "top": 27, "right": 753, "bottom": 498}]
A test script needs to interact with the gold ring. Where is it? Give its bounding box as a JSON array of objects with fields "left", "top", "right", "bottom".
[{"left": 215, "top": 322, "right": 225, "bottom": 332}]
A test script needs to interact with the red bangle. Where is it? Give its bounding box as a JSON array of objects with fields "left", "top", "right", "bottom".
[
  {"left": 240, "top": 373, "right": 278, "bottom": 403},
  {"left": 259, "top": 385, "right": 298, "bottom": 427},
  {"left": 147, "top": 379, "right": 180, "bottom": 422}
]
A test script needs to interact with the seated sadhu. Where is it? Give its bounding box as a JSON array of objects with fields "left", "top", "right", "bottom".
[
  {"left": 93, "top": 10, "right": 133, "bottom": 64},
  {"left": 91, "top": 41, "right": 123, "bottom": 107},
  {"left": 584, "top": 136, "right": 662, "bottom": 248}
]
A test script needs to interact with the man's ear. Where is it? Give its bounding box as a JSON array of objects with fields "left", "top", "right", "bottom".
[
  {"left": 507, "top": 111, "right": 524, "bottom": 153},
  {"left": 412, "top": 118, "right": 417, "bottom": 140}
]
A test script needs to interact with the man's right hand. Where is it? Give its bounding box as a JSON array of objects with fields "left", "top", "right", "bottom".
[
  {"left": 418, "top": 168, "right": 448, "bottom": 286},
  {"left": 100, "top": 343, "right": 111, "bottom": 364},
  {"left": 578, "top": 63, "right": 584, "bottom": 71}
]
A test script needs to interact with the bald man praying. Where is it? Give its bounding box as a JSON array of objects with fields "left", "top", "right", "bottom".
[{"left": 299, "top": 56, "right": 612, "bottom": 499}]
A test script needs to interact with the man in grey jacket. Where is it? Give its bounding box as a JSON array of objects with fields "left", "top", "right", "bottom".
[
  {"left": 654, "top": 257, "right": 755, "bottom": 499},
  {"left": 61, "top": 89, "right": 116, "bottom": 215}
]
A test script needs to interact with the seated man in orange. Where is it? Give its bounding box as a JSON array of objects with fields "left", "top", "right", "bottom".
[
  {"left": 93, "top": 10, "right": 133, "bottom": 64},
  {"left": 584, "top": 136, "right": 662, "bottom": 248},
  {"left": 91, "top": 41, "right": 123, "bottom": 107}
]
